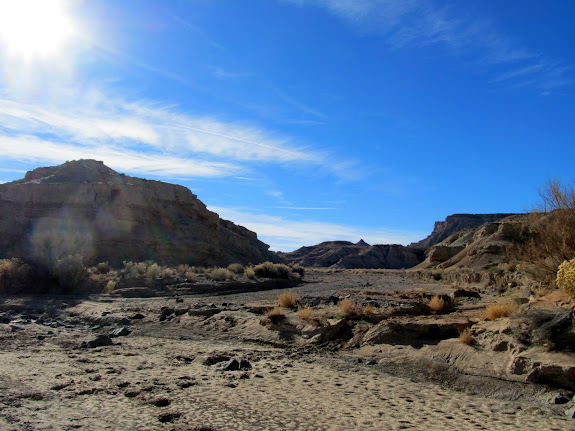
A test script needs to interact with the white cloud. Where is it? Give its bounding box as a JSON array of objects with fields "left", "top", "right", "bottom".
[
  {"left": 0, "top": 87, "right": 329, "bottom": 179},
  {"left": 209, "top": 206, "right": 425, "bottom": 251}
]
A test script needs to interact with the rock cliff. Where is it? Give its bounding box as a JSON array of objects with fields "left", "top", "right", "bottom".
[{"left": 0, "top": 160, "right": 278, "bottom": 267}]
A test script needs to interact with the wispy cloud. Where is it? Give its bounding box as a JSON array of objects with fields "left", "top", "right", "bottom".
[
  {"left": 210, "top": 206, "right": 425, "bottom": 251},
  {"left": 0, "top": 87, "right": 333, "bottom": 179},
  {"left": 285, "top": 0, "right": 571, "bottom": 93}
]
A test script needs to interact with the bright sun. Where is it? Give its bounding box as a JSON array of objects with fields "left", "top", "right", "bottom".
[{"left": 0, "top": 0, "right": 74, "bottom": 58}]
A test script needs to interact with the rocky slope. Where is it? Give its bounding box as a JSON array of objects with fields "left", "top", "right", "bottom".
[
  {"left": 279, "top": 240, "right": 425, "bottom": 269},
  {"left": 413, "top": 213, "right": 518, "bottom": 249},
  {"left": 0, "top": 160, "right": 278, "bottom": 267}
]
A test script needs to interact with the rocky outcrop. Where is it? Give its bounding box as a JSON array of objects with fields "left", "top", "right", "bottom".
[
  {"left": 280, "top": 241, "right": 425, "bottom": 269},
  {"left": 0, "top": 160, "right": 278, "bottom": 267},
  {"left": 413, "top": 213, "right": 518, "bottom": 249}
]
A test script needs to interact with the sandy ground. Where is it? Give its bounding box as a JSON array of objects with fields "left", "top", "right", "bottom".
[{"left": 1, "top": 271, "right": 574, "bottom": 431}]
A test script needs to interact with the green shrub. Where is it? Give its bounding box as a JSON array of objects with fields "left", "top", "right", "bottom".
[{"left": 557, "top": 258, "right": 575, "bottom": 298}]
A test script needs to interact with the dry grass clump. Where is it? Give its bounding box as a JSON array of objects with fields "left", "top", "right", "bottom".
[
  {"left": 103, "top": 280, "right": 116, "bottom": 294},
  {"left": 278, "top": 291, "right": 298, "bottom": 308},
  {"left": 485, "top": 302, "right": 515, "bottom": 320},
  {"left": 297, "top": 305, "right": 313, "bottom": 320},
  {"left": 427, "top": 295, "right": 448, "bottom": 313},
  {"left": 0, "top": 258, "right": 36, "bottom": 294},
  {"left": 337, "top": 298, "right": 377, "bottom": 319},
  {"left": 265, "top": 306, "right": 286, "bottom": 324},
  {"left": 227, "top": 263, "right": 245, "bottom": 274},
  {"left": 557, "top": 258, "right": 575, "bottom": 298},
  {"left": 458, "top": 327, "right": 476, "bottom": 345},
  {"left": 184, "top": 271, "right": 197, "bottom": 282}
]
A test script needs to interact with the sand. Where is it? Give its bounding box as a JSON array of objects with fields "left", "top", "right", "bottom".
[{"left": 1, "top": 272, "right": 574, "bottom": 431}]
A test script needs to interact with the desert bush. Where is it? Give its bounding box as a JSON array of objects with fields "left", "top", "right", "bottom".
[
  {"left": 290, "top": 264, "right": 305, "bottom": 278},
  {"left": 227, "top": 263, "right": 245, "bottom": 274},
  {"left": 95, "top": 261, "right": 110, "bottom": 274},
  {"left": 459, "top": 327, "right": 476, "bottom": 345},
  {"left": 244, "top": 267, "right": 256, "bottom": 279},
  {"left": 556, "top": 258, "right": 575, "bottom": 298},
  {"left": 485, "top": 302, "right": 515, "bottom": 320},
  {"left": 254, "top": 262, "right": 295, "bottom": 279},
  {"left": 54, "top": 254, "right": 86, "bottom": 291},
  {"left": 103, "top": 280, "right": 116, "bottom": 294},
  {"left": 265, "top": 306, "right": 286, "bottom": 324},
  {"left": 208, "top": 268, "right": 235, "bottom": 281},
  {"left": 427, "top": 295, "right": 448, "bottom": 313},
  {"left": 184, "top": 271, "right": 197, "bottom": 282},
  {"left": 0, "top": 258, "right": 36, "bottom": 294},
  {"left": 278, "top": 291, "right": 298, "bottom": 308},
  {"left": 147, "top": 262, "right": 161, "bottom": 279},
  {"left": 523, "top": 179, "right": 575, "bottom": 281},
  {"left": 160, "top": 267, "right": 177, "bottom": 280},
  {"left": 123, "top": 261, "right": 147, "bottom": 277}
]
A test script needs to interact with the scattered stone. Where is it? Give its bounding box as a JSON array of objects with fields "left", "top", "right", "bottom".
[
  {"left": 222, "top": 359, "right": 240, "bottom": 371},
  {"left": 124, "top": 389, "right": 141, "bottom": 398},
  {"left": 366, "top": 359, "right": 377, "bottom": 365},
  {"left": 203, "top": 354, "right": 231, "bottom": 366},
  {"left": 551, "top": 393, "right": 571, "bottom": 405},
  {"left": 10, "top": 325, "right": 23, "bottom": 332},
  {"left": 565, "top": 406, "right": 575, "bottom": 419},
  {"left": 83, "top": 334, "right": 114, "bottom": 348},
  {"left": 118, "top": 318, "right": 131, "bottom": 325},
  {"left": 37, "top": 335, "right": 45, "bottom": 340},
  {"left": 117, "top": 381, "right": 131, "bottom": 388},
  {"left": 0, "top": 314, "right": 13, "bottom": 324},
  {"left": 110, "top": 327, "right": 131, "bottom": 338},
  {"left": 151, "top": 397, "right": 171, "bottom": 407},
  {"left": 174, "top": 308, "right": 189, "bottom": 316},
  {"left": 175, "top": 298, "right": 184, "bottom": 303},
  {"left": 130, "top": 313, "right": 145, "bottom": 320},
  {"left": 349, "top": 358, "right": 363, "bottom": 364},
  {"left": 451, "top": 288, "right": 481, "bottom": 299},
  {"left": 239, "top": 359, "right": 252, "bottom": 370},
  {"left": 158, "top": 412, "right": 181, "bottom": 423},
  {"left": 51, "top": 381, "right": 73, "bottom": 391},
  {"left": 174, "top": 355, "right": 194, "bottom": 363}
]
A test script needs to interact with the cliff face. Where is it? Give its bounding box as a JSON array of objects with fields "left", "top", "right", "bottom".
[
  {"left": 279, "top": 241, "right": 425, "bottom": 269},
  {"left": 0, "top": 160, "right": 278, "bottom": 267},
  {"left": 413, "top": 213, "right": 518, "bottom": 249}
]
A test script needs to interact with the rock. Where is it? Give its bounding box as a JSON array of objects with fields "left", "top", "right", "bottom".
[
  {"left": 175, "top": 298, "right": 184, "bottom": 303},
  {"left": 117, "top": 318, "right": 131, "bottom": 325},
  {"left": 110, "top": 327, "right": 131, "bottom": 338},
  {"left": 565, "top": 406, "right": 575, "bottom": 419},
  {"left": 130, "top": 313, "right": 145, "bottom": 320},
  {"left": 84, "top": 334, "right": 114, "bottom": 348},
  {"left": 203, "top": 354, "right": 230, "bottom": 366},
  {"left": 239, "top": 359, "right": 252, "bottom": 370},
  {"left": 222, "top": 359, "right": 240, "bottom": 371},
  {"left": 451, "top": 289, "right": 481, "bottom": 299},
  {"left": 0, "top": 314, "right": 13, "bottom": 324},
  {"left": 114, "top": 287, "right": 156, "bottom": 298},
  {"left": 551, "top": 393, "right": 571, "bottom": 405}
]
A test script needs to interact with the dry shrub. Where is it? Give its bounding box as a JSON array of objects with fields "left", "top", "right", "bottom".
[
  {"left": 227, "top": 263, "right": 245, "bottom": 274},
  {"left": 290, "top": 264, "right": 305, "bottom": 278},
  {"left": 146, "top": 262, "right": 161, "bottom": 279},
  {"left": 184, "top": 271, "right": 197, "bottom": 282},
  {"left": 265, "top": 306, "right": 286, "bottom": 324},
  {"left": 254, "top": 262, "right": 296, "bottom": 279},
  {"left": 362, "top": 304, "right": 376, "bottom": 316},
  {"left": 0, "top": 258, "right": 36, "bottom": 294},
  {"left": 208, "top": 268, "right": 235, "bottom": 281},
  {"left": 427, "top": 295, "right": 448, "bottom": 313},
  {"left": 278, "top": 291, "right": 298, "bottom": 308},
  {"left": 54, "top": 254, "right": 86, "bottom": 291},
  {"left": 95, "top": 261, "right": 110, "bottom": 274},
  {"left": 485, "top": 302, "right": 515, "bottom": 320},
  {"left": 244, "top": 267, "right": 256, "bottom": 279},
  {"left": 459, "top": 327, "right": 476, "bottom": 345},
  {"left": 522, "top": 179, "right": 575, "bottom": 282},
  {"left": 556, "top": 258, "right": 575, "bottom": 298},
  {"left": 103, "top": 280, "right": 116, "bottom": 294}
]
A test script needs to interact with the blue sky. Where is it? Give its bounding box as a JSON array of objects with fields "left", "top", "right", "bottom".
[{"left": 0, "top": 0, "right": 574, "bottom": 251}]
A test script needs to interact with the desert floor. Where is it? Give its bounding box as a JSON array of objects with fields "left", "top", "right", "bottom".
[{"left": 1, "top": 271, "right": 574, "bottom": 431}]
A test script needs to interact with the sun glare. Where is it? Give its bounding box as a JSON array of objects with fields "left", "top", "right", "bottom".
[{"left": 0, "top": 0, "right": 74, "bottom": 58}]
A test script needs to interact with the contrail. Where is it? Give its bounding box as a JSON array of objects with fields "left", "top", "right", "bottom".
[{"left": 171, "top": 123, "right": 302, "bottom": 156}]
